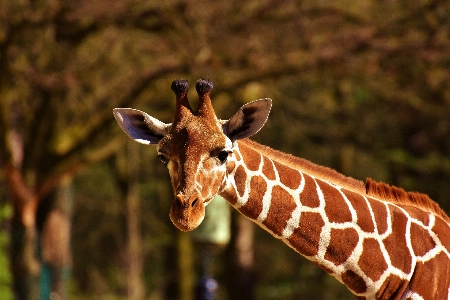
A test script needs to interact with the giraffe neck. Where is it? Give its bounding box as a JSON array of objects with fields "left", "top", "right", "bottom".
[{"left": 219, "top": 139, "right": 450, "bottom": 299}]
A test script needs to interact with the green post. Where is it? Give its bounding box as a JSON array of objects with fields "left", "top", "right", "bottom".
[
  {"left": 191, "top": 196, "right": 231, "bottom": 300},
  {"left": 191, "top": 196, "right": 231, "bottom": 246}
]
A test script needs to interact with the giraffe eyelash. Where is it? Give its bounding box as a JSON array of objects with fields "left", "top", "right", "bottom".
[
  {"left": 216, "top": 150, "right": 231, "bottom": 164},
  {"left": 157, "top": 153, "right": 169, "bottom": 166}
]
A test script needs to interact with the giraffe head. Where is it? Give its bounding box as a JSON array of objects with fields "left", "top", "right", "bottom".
[{"left": 114, "top": 79, "right": 271, "bottom": 231}]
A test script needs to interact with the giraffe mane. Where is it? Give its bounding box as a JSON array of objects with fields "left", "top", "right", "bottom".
[
  {"left": 238, "top": 139, "right": 449, "bottom": 222},
  {"left": 238, "top": 139, "right": 366, "bottom": 194},
  {"left": 365, "top": 178, "right": 450, "bottom": 222}
]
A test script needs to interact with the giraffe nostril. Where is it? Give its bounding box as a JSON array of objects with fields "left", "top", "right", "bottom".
[
  {"left": 191, "top": 198, "right": 198, "bottom": 207},
  {"left": 175, "top": 194, "right": 184, "bottom": 208}
]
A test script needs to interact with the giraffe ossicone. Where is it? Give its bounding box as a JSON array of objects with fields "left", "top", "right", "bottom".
[{"left": 114, "top": 79, "right": 450, "bottom": 300}]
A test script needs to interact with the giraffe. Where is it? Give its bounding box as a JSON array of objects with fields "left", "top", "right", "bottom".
[{"left": 113, "top": 79, "right": 450, "bottom": 299}]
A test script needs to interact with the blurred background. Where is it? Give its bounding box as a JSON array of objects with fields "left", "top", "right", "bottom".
[{"left": 0, "top": 0, "right": 449, "bottom": 299}]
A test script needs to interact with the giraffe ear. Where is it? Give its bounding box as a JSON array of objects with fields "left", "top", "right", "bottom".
[
  {"left": 223, "top": 98, "right": 272, "bottom": 142},
  {"left": 113, "top": 108, "right": 171, "bottom": 144}
]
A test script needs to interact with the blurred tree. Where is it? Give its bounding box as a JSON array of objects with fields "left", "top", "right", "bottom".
[
  {"left": 222, "top": 214, "right": 256, "bottom": 300},
  {"left": 38, "top": 176, "right": 72, "bottom": 300},
  {"left": 114, "top": 140, "right": 145, "bottom": 300}
]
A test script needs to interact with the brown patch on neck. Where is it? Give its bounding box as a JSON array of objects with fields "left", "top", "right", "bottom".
[{"left": 365, "top": 178, "right": 450, "bottom": 222}]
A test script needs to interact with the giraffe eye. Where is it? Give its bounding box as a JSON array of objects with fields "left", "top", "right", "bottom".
[
  {"left": 217, "top": 150, "right": 230, "bottom": 164},
  {"left": 157, "top": 154, "right": 169, "bottom": 166}
]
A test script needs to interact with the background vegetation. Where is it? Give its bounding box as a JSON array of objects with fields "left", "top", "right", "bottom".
[{"left": 0, "top": 0, "right": 449, "bottom": 299}]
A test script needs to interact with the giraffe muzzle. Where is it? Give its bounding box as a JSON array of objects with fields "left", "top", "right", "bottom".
[{"left": 169, "top": 193, "right": 205, "bottom": 231}]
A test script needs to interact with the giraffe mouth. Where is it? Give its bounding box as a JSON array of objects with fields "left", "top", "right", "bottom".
[
  {"left": 170, "top": 212, "right": 205, "bottom": 232},
  {"left": 202, "top": 197, "right": 214, "bottom": 206}
]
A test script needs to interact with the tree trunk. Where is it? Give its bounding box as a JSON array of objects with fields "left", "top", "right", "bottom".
[
  {"left": 223, "top": 213, "right": 256, "bottom": 300},
  {"left": 39, "top": 176, "right": 73, "bottom": 300},
  {"left": 178, "top": 232, "right": 194, "bottom": 300},
  {"left": 125, "top": 141, "right": 145, "bottom": 300},
  {"left": 5, "top": 109, "right": 41, "bottom": 300},
  {"left": 7, "top": 170, "right": 40, "bottom": 300},
  {"left": 10, "top": 212, "right": 40, "bottom": 300},
  {"left": 234, "top": 215, "right": 256, "bottom": 300}
]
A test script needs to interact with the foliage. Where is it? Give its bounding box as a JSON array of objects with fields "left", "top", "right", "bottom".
[{"left": 0, "top": 202, "right": 13, "bottom": 300}]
